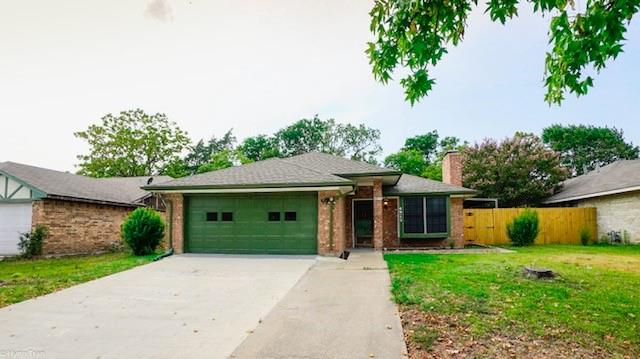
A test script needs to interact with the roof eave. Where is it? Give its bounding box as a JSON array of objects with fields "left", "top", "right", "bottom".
[
  {"left": 46, "top": 194, "right": 142, "bottom": 208},
  {"left": 383, "top": 190, "right": 478, "bottom": 197},
  {"left": 543, "top": 185, "right": 640, "bottom": 204},
  {"left": 143, "top": 180, "right": 354, "bottom": 192}
]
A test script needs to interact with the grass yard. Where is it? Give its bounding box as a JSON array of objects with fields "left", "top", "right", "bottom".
[
  {"left": 385, "top": 245, "right": 640, "bottom": 358},
  {"left": 0, "top": 252, "right": 156, "bottom": 308}
]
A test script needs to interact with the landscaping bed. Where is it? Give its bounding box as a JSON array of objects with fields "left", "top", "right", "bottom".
[
  {"left": 385, "top": 245, "right": 640, "bottom": 358},
  {"left": 0, "top": 252, "right": 156, "bottom": 308}
]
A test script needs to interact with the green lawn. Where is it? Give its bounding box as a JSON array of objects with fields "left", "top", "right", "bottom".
[
  {"left": 385, "top": 245, "right": 640, "bottom": 357},
  {"left": 0, "top": 252, "right": 156, "bottom": 308}
]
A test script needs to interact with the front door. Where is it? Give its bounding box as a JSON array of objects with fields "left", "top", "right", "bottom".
[{"left": 354, "top": 200, "right": 374, "bottom": 247}]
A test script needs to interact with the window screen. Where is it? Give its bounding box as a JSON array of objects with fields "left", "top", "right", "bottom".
[
  {"left": 221, "top": 212, "right": 233, "bottom": 221},
  {"left": 268, "top": 212, "right": 281, "bottom": 221},
  {"left": 426, "top": 197, "right": 447, "bottom": 233},
  {"left": 284, "top": 211, "right": 297, "bottom": 221},
  {"left": 403, "top": 197, "right": 424, "bottom": 234},
  {"left": 206, "top": 212, "right": 218, "bottom": 222}
]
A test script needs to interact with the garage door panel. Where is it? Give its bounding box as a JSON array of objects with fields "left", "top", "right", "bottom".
[
  {"left": 185, "top": 193, "right": 317, "bottom": 254},
  {"left": 0, "top": 202, "right": 33, "bottom": 255}
]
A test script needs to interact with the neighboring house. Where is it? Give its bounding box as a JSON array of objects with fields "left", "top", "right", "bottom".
[
  {"left": 0, "top": 162, "right": 168, "bottom": 255},
  {"left": 544, "top": 160, "right": 640, "bottom": 243},
  {"left": 145, "top": 151, "right": 476, "bottom": 255}
]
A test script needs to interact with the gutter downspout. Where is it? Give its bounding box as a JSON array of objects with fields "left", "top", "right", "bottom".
[{"left": 154, "top": 194, "right": 174, "bottom": 261}]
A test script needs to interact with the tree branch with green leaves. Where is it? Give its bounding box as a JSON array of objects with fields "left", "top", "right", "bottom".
[{"left": 367, "top": 0, "right": 639, "bottom": 105}]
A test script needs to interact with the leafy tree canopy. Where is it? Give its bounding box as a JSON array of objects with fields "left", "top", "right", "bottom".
[
  {"left": 274, "top": 115, "right": 382, "bottom": 163},
  {"left": 542, "top": 124, "right": 639, "bottom": 176},
  {"left": 367, "top": 0, "right": 639, "bottom": 105},
  {"left": 239, "top": 135, "right": 281, "bottom": 162},
  {"left": 462, "top": 132, "right": 568, "bottom": 207},
  {"left": 385, "top": 131, "right": 466, "bottom": 180},
  {"left": 167, "top": 116, "right": 383, "bottom": 177},
  {"left": 75, "top": 109, "right": 190, "bottom": 177}
]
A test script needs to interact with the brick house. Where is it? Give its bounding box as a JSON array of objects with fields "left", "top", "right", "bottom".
[
  {"left": 544, "top": 159, "right": 640, "bottom": 243},
  {"left": 145, "top": 152, "right": 476, "bottom": 255},
  {"left": 0, "top": 162, "right": 167, "bottom": 255}
]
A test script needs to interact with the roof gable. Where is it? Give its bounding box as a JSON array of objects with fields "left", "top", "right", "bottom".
[{"left": 545, "top": 160, "right": 640, "bottom": 203}]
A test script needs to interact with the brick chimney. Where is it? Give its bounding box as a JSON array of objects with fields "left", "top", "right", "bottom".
[{"left": 442, "top": 150, "right": 462, "bottom": 186}]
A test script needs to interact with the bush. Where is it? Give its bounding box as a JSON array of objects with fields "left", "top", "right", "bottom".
[
  {"left": 507, "top": 209, "right": 539, "bottom": 246},
  {"left": 18, "top": 225, "right": 49, "bottom": 258},
  {"left": 579, "top": 227, "right": 592, "bottom": 245},
  {"left": 122, "top": 208, "right": 165, "bottom": 255}
]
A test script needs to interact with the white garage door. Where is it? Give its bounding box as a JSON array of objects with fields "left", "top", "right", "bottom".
[{"left": 0, "top": 203, "right": 32, "bottom": 255}]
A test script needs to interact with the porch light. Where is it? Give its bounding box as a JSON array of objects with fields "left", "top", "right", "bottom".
[{"left": 383, "top": 198, "right": 389, "bottom": 208}]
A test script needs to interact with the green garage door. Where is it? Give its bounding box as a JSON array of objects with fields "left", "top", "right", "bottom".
[{"left": 185, "top": 193, "right": 318, "bottom": 254}]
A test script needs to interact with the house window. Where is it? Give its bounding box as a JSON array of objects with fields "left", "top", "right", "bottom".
[
  {"left": 426, "top": 197, "right": 447, "bottom": 233},
  {"left": 284, "top": 211, "right": 297, "bottom": 221},
  {"left": 403, "top": 197, "right": 424, "bottom": 233},
  {"left": 206, "top": 212, "right": 218, "bottom": 221},
  {"left": 221, "top": 212, "right": 233, "bottom": 221},
  {"left": 402, "top": 196, "right": 448, "bottom": 236},
  {"left": 268, "top": 212, "right": 281, "bottom": 221}
]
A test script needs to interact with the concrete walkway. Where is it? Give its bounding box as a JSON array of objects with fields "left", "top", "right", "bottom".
[
  {"left": 231, "top": 250, "right": 408, "bottom": 359},
  {"left": 0, "top": 254, "right": 315, "bottom": 359}
]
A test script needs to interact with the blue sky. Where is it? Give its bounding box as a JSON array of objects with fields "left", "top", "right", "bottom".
[{"left": 1, "top": 0, "right": 638, "bottom": 172}]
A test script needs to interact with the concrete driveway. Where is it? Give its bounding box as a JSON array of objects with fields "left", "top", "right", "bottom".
[
  {"left": 232, "top": 251, "right": 408, "bottom": 359},
  {"left": 0, "top": 254, "right": 315, "bottom": 359}
]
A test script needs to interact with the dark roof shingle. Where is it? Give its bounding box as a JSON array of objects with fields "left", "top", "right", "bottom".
[
  {"left": 145, "top": 157, "right": 352, "bottom": 189},
  {"left": 545, "top": 160, "right": 640, "bottom": 203},
  {"left": 282, "top": 152, "right": 399, "bottom": 176},
  {"left": 0, "top": 161, "right": 169, "bottom": 206},
  {"left": 384, "top": 174, "right": 477, "bottom": 195}
]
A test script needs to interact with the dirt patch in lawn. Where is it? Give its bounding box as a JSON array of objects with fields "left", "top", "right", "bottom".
[
  {"left": 399, "top": 306, "right": 617, "bottom": 359},
  {"left": 549, "top": 253, "right": 640, "bottom": 273}
]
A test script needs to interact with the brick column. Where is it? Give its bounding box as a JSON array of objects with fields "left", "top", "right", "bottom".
[
  {"left": 443, "top": 151, "right": 465, "bottom": 248},
  {"left": 450, "top": 197, "right": 464, "bottom": 248},
  {"left": 317, "top": 190, "right": 346, "bottom": 255},
  {"left": 373, "top": 179, "right": 384, "bottom": 250},
  {"left": 165, "top": 193, "right": 184, "bottom": 254}
]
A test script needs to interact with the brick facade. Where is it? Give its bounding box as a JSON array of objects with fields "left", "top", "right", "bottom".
[
  {"left": 372, "top": 179, "right": 384, "bottom": 250},
  {"left": 32, "top": 199, "right": 134, "bottom": 255},
  {"left": 443, "top": 151, "right": 463, "bottom": 186},
  {"left": 317, "top": 191, "right": 346, "bottom": 255},
  {"left": 165, "top": 193, "right": 185, "bottom": 254},
  {"left": 382, "top": 198, "right": 399, "bottom": 248},
  {"left": 443, "top": 151, "right": 465, "bottom": 248}
]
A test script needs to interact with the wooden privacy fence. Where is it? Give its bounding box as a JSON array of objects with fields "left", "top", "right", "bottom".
[{"left": 464, "top": 208, "right": 597, "bottom": 245}]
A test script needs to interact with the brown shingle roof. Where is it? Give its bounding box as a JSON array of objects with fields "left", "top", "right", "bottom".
[
  {"left": 544, "top": 160, "right": 640, "bottom": 203},
  {"left": 384, "top": 174, "right": 477, "bottom": 195},
  {"left": 145, "top": 157, "right": 353, "bottom": 189},
  {"left": 0, "top": 161, "right": 169, "bottom": 206},
  {"left": 282, "top": 152, "right": 399, "bottom": 176}
]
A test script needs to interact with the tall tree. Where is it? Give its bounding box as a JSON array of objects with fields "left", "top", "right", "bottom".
[
  {"left": 75, "top": 109, "right": 190, "bottom": 177},
  {"left": 239, "top": 134, "right": 280, "bottom": 162},
  {"left": 385, "top": 131, "right": 466, "bottom": 180},
  {"left": 271, "top": 115, "right": 382, "bottom": 162},
  {"left": 275, "top": 116, "right": 336, "bottom": 157},
  {"left": 384, "top": 149, "right": 427, "bottom": 176},
  {"left": 335, "top": 123, "right": 382, "bottom": 164},
  {"left": 184, "top": 130, "right": 236, "bottom": 174},
  {"left": 463, "top": 133, "right": 568, "bottom": 207},
  {"left": 542, "top": 124, "right": 639, "bottom": 176},
  {"left": 367, "top": 0, "right": 639, "bottom": 105}
]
